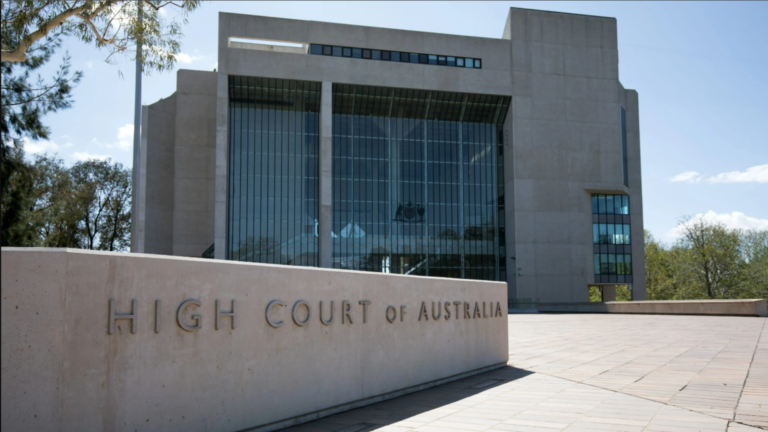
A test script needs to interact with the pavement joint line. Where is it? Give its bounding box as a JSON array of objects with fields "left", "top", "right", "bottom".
[{"left": 732, "top": 319, "right": 768, "bottom": 431}]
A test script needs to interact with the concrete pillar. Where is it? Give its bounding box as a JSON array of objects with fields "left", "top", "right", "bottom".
[
  {"left": 318, "top": 81, "right": 333, "bottom": 268},
  {"left": 602, "top": 285, "right": 616, "bottom": 302}
]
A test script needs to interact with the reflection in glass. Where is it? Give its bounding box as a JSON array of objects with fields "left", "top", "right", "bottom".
[
  {"left": 332, "top": 85, "right": 510, "bottom": 281},
  {"left": 227, "top": 77, "right": 320, "bottom": 266}
]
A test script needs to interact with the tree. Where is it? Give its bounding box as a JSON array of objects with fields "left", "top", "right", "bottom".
[
  {"left": 644, "top": 230, "right": 677, "bottom": 300},
  {"left": 69, "top": 159, "right": 131, "bottom": 250},
  {"left": 677, "top": 217, "right": 750, "bottom": 299},
  {"left": 2, "top": 1, "right": 202, "bottom": 70},
  {"left": 1, "top": 1, "right": 201, "bottom": 246}
]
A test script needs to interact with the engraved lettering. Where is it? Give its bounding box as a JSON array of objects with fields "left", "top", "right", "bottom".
[
  {"left": 215, "top": 299, "right": 236, "bottom": 330},
  {"left": 444, "top": 301, "right": 451, "bottom": 320},
  {"left": 454, "top": 301, "right": 461, "bottom": 319},
  {"left": 359, "top": 300, "right": 371, "bottom": 324},
  {"left": 495, "top": 301, "right": 502, "bottom": 317},
  {"left": 292, "top": 300, "right": 311, "bottom": 327},
  {"left": 431, "top": 301, "right": 441, "bottom": 320},
  {"left": 400, "top": 305, "right": 406, "bottom": 322},
  {"left": 473, "top": 302, "right": 481, "bottom": 319},
  {"left": 108, "top": 298, "right": 137, "bottom": 335},
  {"left": 320, "top": 301, "right": 334, "bottom": 325},
  {"left": 342, "top": 300, "right": 353, "bottom": 324},
  {"left": 464, "top": 302, "right": 470, "bottom": 319},
  {"left": 386, "top": 305, "right": 396, "bottom": 323},
  {"left": 419, "top": 301, "right": 428, "bottom": 321},
  {"left": 483, "top": 301, "right": 488, "bottom": 318},
  {"left": 177, "top": 299, "right": 202, "bottom": 332},
  {"left": 266, "top": 300, "right": 285, "bottom": 328}
]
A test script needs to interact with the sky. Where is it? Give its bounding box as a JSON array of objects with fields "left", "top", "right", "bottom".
[{"left": 22, "top": 1, "right": 768, "bottom": 244}]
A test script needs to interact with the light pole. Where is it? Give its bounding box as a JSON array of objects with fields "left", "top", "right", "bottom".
[{"left": 131, "top": 0, "right": 143, "bottom": 252}]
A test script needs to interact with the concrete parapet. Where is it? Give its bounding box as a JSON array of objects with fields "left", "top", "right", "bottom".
[
  {"left": 537, "top": 299, "right": 767, "bottom": 317},
  {"left": 1, "top": 248, "right": 508, "bottom": 432}
]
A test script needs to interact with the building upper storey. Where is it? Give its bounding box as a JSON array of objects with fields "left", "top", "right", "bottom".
[{"left": 217, "top": 8, "right": 620, "bottom": 98}]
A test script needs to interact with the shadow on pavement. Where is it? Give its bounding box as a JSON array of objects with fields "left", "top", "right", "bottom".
[{"left": 277, "top": 366, "right": 533, "bottom": 432}]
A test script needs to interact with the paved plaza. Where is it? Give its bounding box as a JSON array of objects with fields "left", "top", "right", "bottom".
[{"left": 281, "top": 314, "right": 767, "bottom": 432}]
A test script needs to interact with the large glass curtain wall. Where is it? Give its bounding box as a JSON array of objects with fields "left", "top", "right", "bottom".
[
  {"left": 227, "top": 76, "right": 321, "bottom": 265},
  {"left": 332, "top": 85, "right": 510, "bottom": 281}
]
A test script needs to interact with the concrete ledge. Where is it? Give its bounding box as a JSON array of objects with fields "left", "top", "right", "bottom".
[{"left": 536, "top": 300, "right": 767, "bottom": 317}]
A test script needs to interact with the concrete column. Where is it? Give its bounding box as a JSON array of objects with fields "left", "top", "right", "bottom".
[
  {"left": 318, "top": 81, "right": 333, "bottom": 268},
  {"left": 602, "top": 285, "right": 616, "bottom": 302}
]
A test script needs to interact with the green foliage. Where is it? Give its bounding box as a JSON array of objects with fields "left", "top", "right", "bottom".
[
  {"left": 2, "top": 1, "right": 203, "bottom": 72},
  {"left": 1, "top": 153, "right": 132, "bottom": 251},
  {"left": 645, "top": 220, "right": 768, "bottom": 300}
]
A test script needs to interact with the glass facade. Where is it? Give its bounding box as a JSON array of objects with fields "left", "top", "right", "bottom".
[
  {"left": 591, "top": 194, "right": 633, "bottom": 284},
  {"left": 331, "top": 85, "right": 510, "bottom": 281},
  {"left": 227, "top": 76, "right": 321, "bottom": 266},
  {"left": 309, "top": 44, "right": 481, "bottom": 70}
]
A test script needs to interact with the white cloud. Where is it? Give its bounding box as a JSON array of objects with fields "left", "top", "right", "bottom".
[
  {"left": 22, "top": 137, "right": 60, "bottom": 154},
  {"left": 706, "top": 164, "right": 768, "bottom": 184},
  {"left": 665, "top": 211, "right": 768, "bottom": 239},
  {"left": 669, "top": 171, "right": 702, "bottom": 183},
  {"left": 176, "top": 52, "right": 205, "bottom": 64},
  {"left": 94, "top": 124, "right": 134, "bottom": 150},
  {"left": 72, "top": 151, "right": 112, "bottom": 162}
]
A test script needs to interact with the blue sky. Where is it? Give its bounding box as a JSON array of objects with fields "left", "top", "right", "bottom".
[{"left": 24, "top": 1, "right": 767, "bottom": 242}]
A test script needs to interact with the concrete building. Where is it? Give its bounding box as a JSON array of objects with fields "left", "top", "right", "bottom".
[{"left": 132, "top": 7, "right": 646, "bottom": 307}]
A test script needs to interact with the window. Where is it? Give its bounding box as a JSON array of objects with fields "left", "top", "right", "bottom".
[
  {"left": 438, "top": 56, "right": 446, "bottom": 65},
  {"left": 457, "top": 58, "right": 464, "bottom": 67},
  {"left": 227, "top": 76, "right": 320, "bottom": 266},
  {"left": 410, "top": 53, "right": 419, "bottom": 63},
  {"left": 371, "top": 50, "right": 381, "bottom": 60},
  {"left": 447, "top": 56, "right": 456, "bottom": 66},
  {"left": 465, "top": 58, "right": 473, "bottom": 68},
  {"left": 352, "top": 48, "right": 362, "bottom": 58},
  {"left": 362, "top": 49, "right": 371, "bottom": 59},
  {"left": 429, "top": 55, "right": 437, "bottom": 65},
  {"left": 332, "top": 46, "right": 342, "bottom": 56},
  {"left": 381, "top": 51, "right": 391, "bottom": 61},
  {"left": 323, "top": 45, "right": 332, "bottom": 55},
  {"left": 308, "top": 44, "right": 483, "bottom": 71},
  {"left": 400, "top": 52, "right": 410, "bottom": 62},
  {"left": 310, "top": 44, "right": 322, "bottom": 55},
  {"left": 331, "top": 84, "right": 510, "bottom": 281},
  {"left": 474, "top": 59, "right": 481, "bottom": 68},
  {"left": 343, "top": 47, "right": 352, "bottom": 57},
  {"left": 419, "top": 54, "right": 428, "bottom": 64},
  {"left": 591, "top": 194, "right": 633, "bottom": 282}
]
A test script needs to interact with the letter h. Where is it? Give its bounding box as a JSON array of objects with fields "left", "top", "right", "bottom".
[
  {"left": 216, "top": 299, "right": 236, "bottom": 330},
  {"left": 108, "top": 298, "right": 137, "bottom": 334}
]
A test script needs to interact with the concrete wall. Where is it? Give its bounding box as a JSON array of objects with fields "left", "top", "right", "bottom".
[
  {"left": 172, "top": 70, "right": 217, "bottom": 257},
  {"left": 134, "top": 70, "right": 217, "bottom": 258},
  {"left": 139, "top": 95, "right": 176, "bottom": 255},
  {"left": 503, "top": 8, "right": 643, "bottom": 304},
  {"left": 1, "top": 248, "right": 508, "bottom": 432}
]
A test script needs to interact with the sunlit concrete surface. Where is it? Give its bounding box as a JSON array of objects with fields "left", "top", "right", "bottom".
[{"left": 281, "top": 314, "right": 767, "bottom": 431}]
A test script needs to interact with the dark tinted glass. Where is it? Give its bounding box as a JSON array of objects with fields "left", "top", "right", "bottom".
[
  {"left": 343, "top": 47, "right": 352, "bottom": 57},
  {"left": 332, "top": 84, "right": 510, "bottom": 281},
  {"left": 429, "top": 55, "right": 437, "bottom": 65},
  {"left": 447, "top": 56, "right": 455, "bottom": 66},
  {"left": 309, "top": 44, "right": 322, "bottom": 55},
  {"left": 419, "top": 54, "right": 428, "bottom": 64},
  {"left": 606, "top": 195, "right": 614, "bottom": 214},
  {"left": 381, "top": 51, "right": 391, "bottom": 60},
  {"left": 227, "top": 76, "right": 320, "bottom": 266},
  {"left": 438, "top": 56, "right": 446, "bottom": 65},
  {"left": 362, "top": 49, "right": 371, "bottom": 59},
  {"left": 352, "top": 48, "right": 362, "bottom": 58},
  {"left": 400, "top": 52, "right": 410, "bottom": 62},
  {"left": 372, "top": 50, "right": 381, "bottom": 60},
  {"left": 323, "top": 45, "right": 332, "bottom": 55},
  {"left": 592, "top": 196, "right": 598, "bottom": 214},
  {"left": 410, "top": 53, "right": 419, "bottom": 63},
  {"left": 332, "top": 46, "right": 342, "bottom": 56}
]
